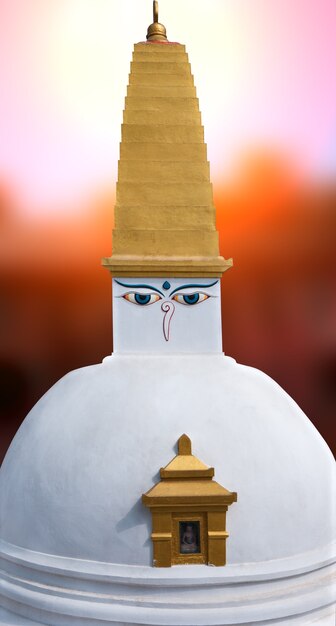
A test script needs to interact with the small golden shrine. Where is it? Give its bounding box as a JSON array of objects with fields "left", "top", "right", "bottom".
[{"left": 142, "top": 435, "right": 237, "bottom": 567}]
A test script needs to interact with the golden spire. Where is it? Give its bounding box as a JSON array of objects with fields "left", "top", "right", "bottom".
[
  {"left": 146, "top": 1, "right": 168, "bottom": 42},
  {"left": 102, "top": 9, "right": 233, "bottom": 278}
]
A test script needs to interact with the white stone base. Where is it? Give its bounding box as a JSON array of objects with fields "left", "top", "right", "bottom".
[
  {"left": 0, "top": 608, "right": 42, "bottom": 624},
  {"left": 0, "top": 540, "right": 335, "bottom": 626},
  {"left": 1, "top": 607, "right": 334, "bottom": 626}
]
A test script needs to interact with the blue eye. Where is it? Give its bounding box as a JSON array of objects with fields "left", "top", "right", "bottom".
[
  {"left": 183, "top": 293, "right": 199, "bottom": 305},
  {"left": 135, "top": 294, "right": 151, "bottom": 305},
  {"left": 172, "top": 292, "right": 210, "bottom": 306},
  {"left": 122, "top": 292, "right": 161, "bottom": 306}
]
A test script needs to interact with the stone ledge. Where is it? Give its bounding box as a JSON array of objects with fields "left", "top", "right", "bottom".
[{"left": 0, "top": 540, "right": 335, "bottom": 625}]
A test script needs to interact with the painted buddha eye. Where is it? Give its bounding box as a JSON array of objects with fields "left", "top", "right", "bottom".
[
  {"left": 172, "top": 292, "right": 210, "bottom": 305},
  {"left": 122, "top": 292, "right": 161, "bottom": 306}
]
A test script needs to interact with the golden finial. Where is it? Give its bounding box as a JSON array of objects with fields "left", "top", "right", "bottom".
[
  {"left": 178, "top": 434, "right": 192, "bottom": 456},
  {"left": 146, "top": 0, "right": 168, "bottom": 42}
]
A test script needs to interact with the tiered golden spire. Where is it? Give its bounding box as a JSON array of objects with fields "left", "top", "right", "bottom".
[{"left": 102, "top": 3, "right": 232, "bottom": 277}]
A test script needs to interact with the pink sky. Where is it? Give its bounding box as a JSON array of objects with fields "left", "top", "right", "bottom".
[{"left": 0, "top": 0, "right": 335, "bottom": 214}]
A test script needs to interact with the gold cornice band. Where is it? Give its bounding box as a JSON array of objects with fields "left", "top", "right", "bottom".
[{"left": 102, "top": 255, "right": 233, "bottom": 278}]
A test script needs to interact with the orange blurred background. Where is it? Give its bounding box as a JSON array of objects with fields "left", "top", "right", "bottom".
[{"left": 1, "top": 1, "right": 336, "bottom": 461}]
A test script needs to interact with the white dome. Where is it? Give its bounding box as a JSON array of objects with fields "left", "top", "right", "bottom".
[{"left": 1, "top": 354, "right": 334, "bottom": 566}]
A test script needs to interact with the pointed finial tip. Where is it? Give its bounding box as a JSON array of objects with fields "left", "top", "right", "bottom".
[
  {"left": 178, "top": 434, "right": 192, "bottom": 455},
  {"left": 153, "top": 0, "right": 159, "bottom": 22},
  {"left": 147, "top": 0, "right": 168, "bottom": 42}
]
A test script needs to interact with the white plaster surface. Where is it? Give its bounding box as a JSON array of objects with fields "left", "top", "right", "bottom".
[
  {"left": 0, "top": 354, "right": 335, "bottom": 624},
  {"left": 112, "top": 277, "right": 222, "bottom": 353}
]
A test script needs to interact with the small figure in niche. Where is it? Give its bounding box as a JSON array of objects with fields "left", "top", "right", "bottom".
[{"left": 179, "top": 521, "right": 200, "bottom": 554}]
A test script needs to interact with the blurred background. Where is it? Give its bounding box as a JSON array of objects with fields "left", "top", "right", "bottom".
[{"left": 1, "top": 0, "right": 335, "bottom": 462}]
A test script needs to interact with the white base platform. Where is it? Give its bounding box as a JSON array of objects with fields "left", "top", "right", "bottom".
[
  {"left": 0, "top": 540, "right": 335, "bottom": 625},
  {"left": 1, "top": 607, "right": 334, "bottom": 626}
]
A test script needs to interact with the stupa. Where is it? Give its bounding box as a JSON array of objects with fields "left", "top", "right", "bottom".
[{"left": 0, "top": 3, "right": 335, "bottom": 625}]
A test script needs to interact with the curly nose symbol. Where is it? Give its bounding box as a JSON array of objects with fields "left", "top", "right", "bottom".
[{"left": 161, "top": 301, "right": 175, "bottom": 342}]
